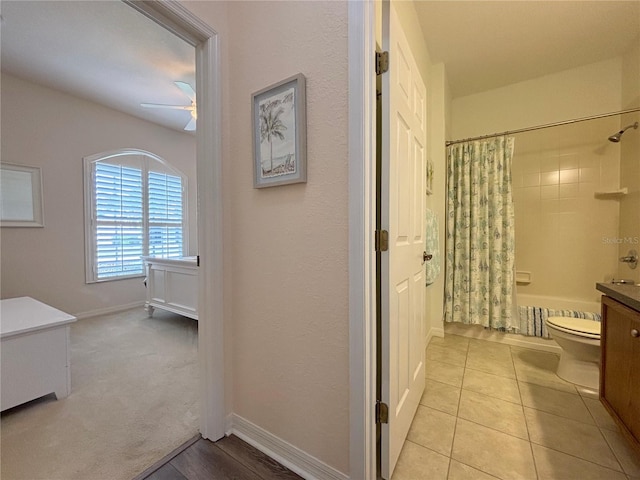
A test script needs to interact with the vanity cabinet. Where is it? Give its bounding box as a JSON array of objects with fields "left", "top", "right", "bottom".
[{"left": 600, "top": 295, "right": 640, "bottom": 455}]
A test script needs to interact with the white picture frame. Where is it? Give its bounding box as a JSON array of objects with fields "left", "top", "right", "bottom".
[
  {"left": 252, "top": 74, "right": 307, "bottom": 188},
  {"left": 1, "top": 163, "right": 44, "bottom": 227}
]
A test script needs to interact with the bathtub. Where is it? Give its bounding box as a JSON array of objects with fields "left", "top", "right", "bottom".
[
  {"left": 516, "top": 293, "right": 601, "bottom": 339},
  {"left": 444, "top": 293, "right": 601, "bottom": 353}
]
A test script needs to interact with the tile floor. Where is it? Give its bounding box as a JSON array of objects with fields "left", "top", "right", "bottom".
[{"left": 392, "top": 334, "right": 640, "bottom": 480}]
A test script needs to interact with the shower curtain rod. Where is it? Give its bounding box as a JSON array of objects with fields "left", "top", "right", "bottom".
[{"left": 445, "top": 107, "right": 640, "bottom": 147}]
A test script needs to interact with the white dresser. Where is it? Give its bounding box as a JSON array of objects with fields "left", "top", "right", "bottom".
[
  {"left": 1, "top": 297, "right": 77, "bottom": 411},
  {"left": 143, "top": 256, "right": 198, "bottom": 320}
]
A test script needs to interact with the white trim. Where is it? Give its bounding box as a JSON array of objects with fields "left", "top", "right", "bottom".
[
  {"left": 227, "top": 414, "right": 349, "bottom": 480},
  {"left": 123, "top": 1, "right": 225, "bottom": 441},
  {"left": 348, "top": 1, "right": 377, "bottom": 479},
  {"left": 425, "top": 326, "right": 444, "bottom": 346},
  {"left": 444, "top": 323, "right": 562, "bottom": 354},
  {"left": 74, "top": 301, "right": 146, "bottom": 320}
]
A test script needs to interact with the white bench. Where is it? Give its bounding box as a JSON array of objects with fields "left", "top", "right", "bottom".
[{"left": 1, "top": 297, "right": 76, "bottom": 411}]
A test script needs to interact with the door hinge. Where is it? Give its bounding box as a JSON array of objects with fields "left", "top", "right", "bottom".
[
  {"left": 376, "top": 400, "right": 389, "bottom": 424},
  {"left": 197, "top": 255, "right": 200, "bottom": 267},
  {"left": 375, "top": 229, "right": 389, "bottom": 252},
  {"left": 376, "top": 51, "right": 389, "bottom": 75}
]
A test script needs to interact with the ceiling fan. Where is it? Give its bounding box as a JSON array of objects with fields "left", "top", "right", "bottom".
[{"left": 141, "top": 81, "right": 197, "bottom": 131}]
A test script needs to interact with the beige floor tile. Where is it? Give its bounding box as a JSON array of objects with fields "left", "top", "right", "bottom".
[
  {"left": 532, "top": 444, "right": 628, "bottom": 480},
  {"left": 466, "top": 350, "right": 516, "bottom": 379},
  {"left": 429, "top": 334, "right": 470, "bottom": 353},
  {"left": 426, "top": 360, "right": 465, "bottom": 387},
  {"left": 514, "top": 362, "right": 578, "bottom": 395},
  {"left": 420, "top": 379, "right": 461, "bottom": 416},
  {"left": 447, "top": 460, "right": 497, "bottom": 480},
  {"left": 427, "top": 344, "right": 468, "bottom": 367},
  {"left": 391, "top": 440, "right": 450, "bottom": 480},
  {"left": 468, "top": 339, "right": 512, "bottom": 355},
  {"left": 407, "top": 405, "right": 457, "bottom": 456},
  {"left": 519, "top": 382, "right": 594, "bottom": 424},
  {"left": 582, "top": 397, "right": 619, "bottom": 431},
  {"left": 452, "top": 418, "right": 536, "bottom": 480},
  {"left": 462, "top": 368, "right": 521, "bottom": 404},
  {"left": 576, "top": 385, "right": 600, "bottom": 399},
  {"left": 600, "top": 428, "right": 640, "bottom": 477},
  {"left": 524, "top": 407, "right": 622, "bottom": 471},
  {"left": 511, "top": 346, "right": 560, "bottom": 373},
  {"left": 458, "top": 389, "right": 528, "bottom": 440}
]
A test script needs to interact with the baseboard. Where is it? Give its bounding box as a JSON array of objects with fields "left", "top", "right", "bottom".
[
  {"left": 74, "top": 301, "right": 145, "bottom": 320},
  {"left": 226, "top": 413, "right": 349, "bottom": 480},
  {"left": 444, "top": 322, "right": 562, "bottom": 354},
  {"left": 425, "top": 325, "right": 444, "bottom": 345}
]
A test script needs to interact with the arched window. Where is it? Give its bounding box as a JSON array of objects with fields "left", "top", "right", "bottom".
[{"left": 83, "top": 149, "right": 188, "bottom": 283}]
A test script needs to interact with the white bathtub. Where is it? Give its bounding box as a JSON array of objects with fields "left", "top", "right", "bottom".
[
  {"left": 444, "top": 293, "right": 600, "bottom": 353},
  {"left": 517, "top": 293, "right": 600, "bottom": 315}
]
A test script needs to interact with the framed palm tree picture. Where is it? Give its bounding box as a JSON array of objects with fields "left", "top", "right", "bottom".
[{"left": 252, "top": 74, "right": 306, "bottom": 188}]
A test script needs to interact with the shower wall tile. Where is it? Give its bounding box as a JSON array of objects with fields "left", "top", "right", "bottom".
[
  {"left": 540, "top": 171, "right": 559, "bottom": 185},
  {"left": 559, "top": 183, "right": 579, "bottom": 199},
  {"left": 512, "top": 119, "right": 621, "bottom": 303},
  {"left": 523, "top": 173, "right": 540, "bottom": 187},
  {"left": 560, "top": 168, "right": 579, "bottom": 184},
  {"left": 540, "top": 185, "right": 559, "bottom": 200},
  {"left": 579, "top": 167, "right": 597, "bottom": 182}
]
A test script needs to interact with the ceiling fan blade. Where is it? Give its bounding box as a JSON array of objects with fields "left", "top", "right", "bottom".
[
  {"left": 141, "top": 103, "right": 193, "bottom": 111},
  {"left": 174, "top": 81, "right": 196, "bottom": 102},
  {"left": 184, "top": 117, "right": 197, "bottom": 131}
]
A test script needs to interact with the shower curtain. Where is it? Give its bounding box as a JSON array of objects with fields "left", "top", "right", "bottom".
[{"left": 444, "top": 136, "right": 516, "bottom": 330}]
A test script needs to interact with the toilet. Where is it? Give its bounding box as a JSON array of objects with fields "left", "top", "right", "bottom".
[{"left": 545, "top": 316, "right": 601, "bottom": 389}]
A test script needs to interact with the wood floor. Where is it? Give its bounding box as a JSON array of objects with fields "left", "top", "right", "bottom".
[{"left": 137, "top": 434, "right": 302, "bottom": 480}]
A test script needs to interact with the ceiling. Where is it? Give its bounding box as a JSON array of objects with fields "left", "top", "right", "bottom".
[
  {"left": 1, "top": 1, "right": 638, "bottom": 130},
  {"left": 1, "top": 1, "right": 196, "bottom": 133},
  {"left": 414, "top": 1, "right": 640, "bottom": 98}
]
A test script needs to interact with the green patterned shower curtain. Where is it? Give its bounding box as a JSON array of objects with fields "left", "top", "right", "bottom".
[{"left": 444, "top": 136, "right": 516, "bottom": 330}]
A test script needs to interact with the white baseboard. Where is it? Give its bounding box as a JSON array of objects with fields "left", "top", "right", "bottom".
[
  {"left": 74, "top": 301, "right": 145, "bottom": 320},
  {"left": 444, "top": 322, "right": 561, "bottom": 354},
  {"left": 226, "top": 413, "right": 349, "bottom": 480},
  {"left": 426, "top": 325, "right": 444, "bottom": 345}
]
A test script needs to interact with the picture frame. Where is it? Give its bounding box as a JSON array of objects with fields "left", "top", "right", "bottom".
[
  {"left": 426, "top": 158, "right": 434, "bottom": 195},
  {"left": 252, "top": 74, "right": 306, "bottom": 188},
  {"left": 1, "top": 163, "right": 44, "bottom": 227}
]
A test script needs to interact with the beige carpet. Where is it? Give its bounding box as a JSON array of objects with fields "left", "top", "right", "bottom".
[{"left": 1, "top": 307, "right": 199, "bottom": 480}]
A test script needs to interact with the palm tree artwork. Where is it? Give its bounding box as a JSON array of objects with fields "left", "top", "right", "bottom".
[{"left": 259, "top": 89, "right": 295, "bottom": 178}]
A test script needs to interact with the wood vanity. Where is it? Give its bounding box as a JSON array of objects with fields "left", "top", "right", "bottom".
[{"left": 597, "top": 283, "right": 640, "bottom": 456}]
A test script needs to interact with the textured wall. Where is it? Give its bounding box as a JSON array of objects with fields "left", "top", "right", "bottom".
[
  {"left": 0, "top": 74, "right": 197, "bottom": 316},
  {"left": 226, "top": 1, "right": 350, "bottom": 474}
]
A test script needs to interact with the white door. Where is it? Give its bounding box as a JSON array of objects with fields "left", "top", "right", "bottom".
[{"left": 380, "top": 3, "right": 427, "bottom": 478}]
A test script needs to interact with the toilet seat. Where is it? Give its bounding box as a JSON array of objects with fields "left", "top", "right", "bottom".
[{"left": 546, "top": 316, "right": 601, "bottom": 339}]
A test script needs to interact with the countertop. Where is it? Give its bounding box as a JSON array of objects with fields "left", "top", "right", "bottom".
[{"left": 596, "top": 282, "right": 640, "bottom": 312}]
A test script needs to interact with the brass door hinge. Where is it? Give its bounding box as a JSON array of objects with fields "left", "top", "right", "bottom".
[
  {"left": 375, "top": 230, "right": 389, "bottom": 252},
  {"left": 376, "top": 51, "right": 389, "bottom": 75},
  {"left": 376, "top": 400, "right": 389, "bottom": 424}
]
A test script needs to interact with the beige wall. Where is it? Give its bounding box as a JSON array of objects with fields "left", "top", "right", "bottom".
[
  {"left": 451, "top": 58, "right": 623, "bottom": 140},
  {"left": 451, "top": 58, "right": 627, "bottom": 304},
  {"left": 0, "top": 74, "right": 196, "bottom": 316},
  {"left": 617, "top": 40, "right": 640, "bottom": 282},
  {"left": 225, "top": 1, "right": 349, "bottom": 473}
]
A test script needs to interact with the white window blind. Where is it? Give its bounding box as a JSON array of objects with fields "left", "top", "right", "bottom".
[
  {"left": 85, "top": 151, "right": 187, "bottom": 283},
  {"left": 94, "top": 163, "right": 144, "bottom": 279},
  {"left": 148, "top": 171, "right": 183, "bottom": 258}
]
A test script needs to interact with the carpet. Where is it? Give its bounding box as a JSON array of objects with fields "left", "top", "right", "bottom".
[{"left": 0, "top": 307, "right": 199, "bottom": 480}]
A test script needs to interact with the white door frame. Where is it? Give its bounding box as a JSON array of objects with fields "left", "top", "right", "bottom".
[
  {"left": 124, "top": 0, "right": 225, "bottom": 441},
  {"left": 348, "top": 1, "right": 378, "bottom": 478}
]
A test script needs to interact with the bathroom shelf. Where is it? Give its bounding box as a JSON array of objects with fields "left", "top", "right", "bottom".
[{"left": 594, "top": 188, "right": 628, "bottom": 199}]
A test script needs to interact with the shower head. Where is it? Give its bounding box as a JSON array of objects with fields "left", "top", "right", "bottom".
[{"left": 608, "top": 122, "right": 639, "bottom": 142}]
